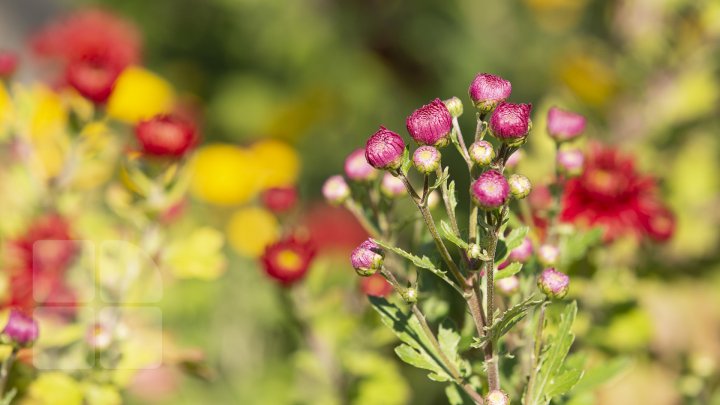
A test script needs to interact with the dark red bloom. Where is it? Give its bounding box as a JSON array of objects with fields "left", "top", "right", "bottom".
[
  {"left": 262, "top": 187, "right": 298, "bottom": 213},
  {"left": 360, "top": 274, "right": 393, "bottom": 297},
  {"left": 561, "top": 144, "right": 675, "bottom": 242},
  {"left": 135, "top": 115, "right": 198, "bottom": 158},
  {"left": 65, "top": 56, "right": 121, "bottom": 103},
  {"left": 260, "top": 237, "right": 315, "bottom": 286},
  {"left": 0, "top": 51, "right": 19, "bottom": 78}
]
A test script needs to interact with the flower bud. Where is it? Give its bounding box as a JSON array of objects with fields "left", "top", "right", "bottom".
[
  {"left": 412, "top": 146, "right": 441, "bottom": 174},
  {"left": 381, "top": 173, "right": 407, "bottom": 198},
  {"left": 557, "top": 149, "right": 584, "bottom": 177},
  {"left": 468, "top": 73, "right": 512, "bottom": 113},
  {"left": 261, "top": 186, "right": 298, "bottom": 213},
  {"left": 0, "top": 51, "right": 19, "bottom": 79},
  {"left": 406, "top": 99, "right": 453, "bottom": 147},
  {"left": 365, "top": 127, "right": 406, "bottom": 170},
  {"left": 135, "top": 114, "right": 198, "bottom": 158},
  {"left": 505, "top": 149, "right": 524, "bottom": 169},
  {"left": 547, "top": 107, "right": 586, "bottom": 142},
  {"left": 508, "top": 237, "right": 533, "bottom": 262},
  {"left": 471, "top": 170, "right": 509, "bottom": 210},
  {"left": 485, "top": 389, "right": 510, "bottom": 405},
  {"left": 350, "top": 239, "right": 384, "bottom": 276},
  {"left": 322, "top": 175, "right": 350, "bottom": 205},
  {"left": 538, "top": 267, "right": 569, "bottom": 299},
  {"left": 468, "top": 140, "right": 495, "bottom": 166},
  {"left": 538, "top": 244, "right": 559, "bottom": 266},
  {"left": 443, "top": 96, "right": 463, "bottom": 118},
  {"left": 467, "top": 243, "right": 484, "bottom": 260},
  {"left": 344, "top": 148, "right": 378, "bottom": 181},
  {"left": 489, "top": 102, "right": 532, "bottom": 145},
  {"left": 508, "top": 174, "right": 531, "bottom": 199},
  {"left": 401, "top": 287, "right": 418, "bottom": 304},
  {"left": 2, "top": 310, "right": 39, "bottom": 347},
  {"left": 497, "top": 276, "right": 520, "bottom": 295},
  {"left": 427, "top": 191, "right": 441, "bottom": 209}
]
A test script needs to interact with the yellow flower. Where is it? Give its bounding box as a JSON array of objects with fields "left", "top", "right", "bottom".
[
  {"left": 251, "top": 139, "right": 300, "bottom": 188},
  {"left": 106, "top": 66, "right": 175, "bottom": 123},
  {"left": 165, "top": 227, "right": 227, "bottom": 279},
  {"left": 24, "top": 372, "right": 83, "bottom": 405},
  {"left": 0, "top": 82, "right": 12, "bottom": 135},
  {"left": 190, "top": 143, "right": 264, "bottom": 205},
  {"left": 557, "top": 52, "right": 617, "bottom": 107},
  {"left": 227, "top": 207, "right": 279, "bottom": 258}
]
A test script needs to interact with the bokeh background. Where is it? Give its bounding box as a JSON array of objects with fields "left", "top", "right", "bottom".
[{"left": 1, "top": 0, "right": 719, "bottom": 404}]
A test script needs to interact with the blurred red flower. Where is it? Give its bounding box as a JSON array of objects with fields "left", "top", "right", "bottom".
[
  {"left": 261, "top": 187, "right": 298, "bottom": 213},
  {"left": 360, "top": 274, "right": 393, "bottom": 297},
  {"left": 302, "top": 204, "right": 368, "bottom": 254},
  {"left": 561, "top": 143, "right": 675, "bottom": 242},
  {"left": 260, "top": 237, "right": 315, "bottom": 286}
]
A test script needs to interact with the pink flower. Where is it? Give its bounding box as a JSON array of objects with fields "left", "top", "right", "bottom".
[
  {"left": 351, "top": 239, "right": 383, "bottom": 276},
  {"left": 537, "top": 268, "right": 569, "bottom": 299},
  {"left": 471, "top": 170, "right": 509, "bottom": 210},
  {"left": 322, "top": 175, "right": 350, "bottom": 205},
  {"left": 412, "top": 146, "right": 441, "bottom": 174},
  {"left": 557, "top": 149, "right": 585, "bottom": 177},
  {"left": 489, "top": 102, "right": 532, "bottom": 144},
  {"left": 380, "top": 173, "right": 407, "bottom": 198},
  {"left": 538, "top": 244, "right": 559, "bottom": 266},
  {"left": 365, "top": 127, "right": 406, "bottom": 170},
  {"left": 135, "top": 115, "right": 198, "bottom": 158},
  {"left": 468, "top": 73, "right": 512, "bottom": 112},
  {"left": 547, "top": 107, "right": 586, "bottom": 142},
  {"left": 406, "top": 98, "right": 453, "bottom": 147},
  {"left": 2, "top": 309, "right": 39, "bottom": 346},
  {"left": 344, "top": 148, "right": 378, "bottom": 181},
  {"left": 261, "top": 186, "right": 298, "bottom": 213},
  {"left": 508, "top": 237, "right": 533, "bottom": 262},
  {"left": 496, "top": 276, "right": 520, "bottom": 295}
]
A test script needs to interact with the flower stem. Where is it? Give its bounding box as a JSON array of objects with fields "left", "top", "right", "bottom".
[
  {"left": 344, "top": 199, "right": 382, "bottom": 239},
  {"left": 482, "top": 215, "right": 501, "bottom": 391},
  {"left": 0, "top": 346, "right": 19, "bottom": 398}
]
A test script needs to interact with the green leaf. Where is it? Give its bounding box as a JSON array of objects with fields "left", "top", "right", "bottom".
[
  {"left": 400, "top": 147, "right": 412, "bottom": 176},
  {"left": 494, "top": 226, "right": 529, "bottom": 264},
  {"left": 429, "top": 167, "right": 450, "bottom": 192},
  {"left": 545, "top": 369, "right": 584, "bottom": 398},
  {"left": 445, "top": 384, "right": 465, "bottom": 405},
  {"left": 440, "top": 220, "right": 469, "bottom": 250},
  {"left": 438, "top": 321, "right": 464, "bottom": 375},
  {"left": 494, "top": 262, "right": 523, "bottom": 280},
  {"left": 0, "top": 389, "right": 16, "bottom": 405},
  {"left": 560, "top": 227, "right": 602, "bottom": 267},
  {"left": 473, "top": 295, "right": 543, "bottom": 348},
  {"left": 448, "top": 181, "right": 457, "bottom": 213},
  {"left": 395, "top": 344, "right": 440, "bottom": 373},
  {"left": 571, "top": 357, "right": 629, "bottom": 393}
]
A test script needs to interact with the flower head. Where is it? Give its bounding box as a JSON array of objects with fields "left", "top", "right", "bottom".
[
  {"left": 66, "top": 57, "right": 121, "bottom": 104},
  {"left": 489, "top": 102, "right": 532, "bottom": 145},
  {"left": 351, "top": 239, "right": 384, "bottom": 276},
  {"left": 2, "top": 310, "right": 39, "bottom": 347},
  {"left": 547, "top": 107, "right": 586, "bottom": 142},
  {"left": 557, "top": 149, "right": 584, "bottom": 177},
  {"left": 344, "top": 148, "right": 378, "bottom": 181},
  {"left": 538, "top": 268, "right": 569, "bottom": 299},
  {"left": 406, "top": 99, "right": 453, "bottom": 147},
  {"left": 538, "top": 244, "right": 559, "bottom": 266},
  {"left": 508, "top": 237, "right": 533, "bottom": 262},
  {"left": 322, "top": 175, "right": 351, "bottom": 205},
  {"left": 360, "top": 274, "right": 393, "bottom": 297},
  {"left": 471, "top": 170, "right": 509, "bottom": 210},
  {"left": 468, "top": 73, "right": 512, "bottom": 112},
  {"left": 261, "top": 186, "right": 298, "bottom": 213},
  {"left": 380, "top": 173, "right": 407, "bottom": 198},
  {"left": 469, "top": 140, "right": 495, "bottom": 166},
  {"left": 508, "top": 174, "right": 531, "bottom": 199},
  {"left": 365, "top": 127, "right": 406, "bottom": 170},
  {"left": 497, "top": 276, "right": 520, "bottom": 295},
  {"left": 0, "top": 51, "right": 19, "bottom": 78},
  {"left": 412, "top": 146, "right": 441, "bottom": 174},
  {"left": 135, "top": 114, "right": 198, "bottom": 158},
  {"left": 261, "top": 237, "right": 315, "bottom": 286},
  {"left": 561, "top": 144, "right": 675, "bottom": 242}
]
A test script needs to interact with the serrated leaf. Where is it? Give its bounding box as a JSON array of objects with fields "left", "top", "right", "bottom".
[
  {"left": 475, "top": 295, "right": 543, "bottom": 348},
  {"left": 448, "top": 181, "right": 457, "bottom": 213},
  {"left": 438, "top": 321, "right": 462, "bottom": 371},
  {"left": 440, "top": 220, "right": 469, "bottom": 250},
  {"left": 395, "top": 344, "right": 439, "bottom": 372},
  {"left": 495, "top": 262, "right": 522, "bottom": 280},
  {"left": 545, "top": 369, "right": 584, "bottom": 398},
  {"left": 401, "top": 147, "right": 412, "bottom": 176},
  {"left": 429, "top": 167, "right": 450, "bottom": 192}
]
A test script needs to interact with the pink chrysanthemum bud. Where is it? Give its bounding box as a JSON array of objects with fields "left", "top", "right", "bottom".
[
  {"left": 443, "top": 96, "right": 463, "bottom": 118},
  {"left": 135, "top": 114, "right": 198, "bottom": 158},
  {"left": 469, "top": 140, "right": 495, "bottom": 166},
  {"left": 489, "top": 102, "right": 532, "bottom": 145},
  {"left": 505, "top": 149, "right": 524, "bottom": 168},
  {"left": 485, "top": 389, "right": 510, "bottom": 405},
  {"left": 538, "top": 268, "right": 570, "bottom": 299},
  {"left": 557, "top": 149, "right": 585, "bottom": 177},
  {"left": 381, "top": 173, "right": 407, "bottom": 198},
  {"left": 0, "top": 51, "right": 19, "bottom": 79},
  {"left": 471, "top": 170, "right": 509, "bottom": 210},
  {"left": 468, "top": 73, "right": 512, "bottom": 113},
  {"left": 406, "top": 99, "right": 453, "bottom": 147},
  {"left": 547, "top": 107, "right": 586, "bottom": 142},
  {"left": 322, "top": 175, "right": 351, "bottom": 205},
  {"left": 365, "top": 127, "right": 406, "bottom": 170},
  {"left": 2, "top": 309, "right": 39, "bottom": 347},
  {"left": 508, "top": 174, "right": 531, "bottom": 199},
  {"left": 508, "top": 237, "right": 533, "bottom": 262},
  {"left": 344, "top": 148, "right": 378, "bottom": 181},
  {"left": 351, "top": 239, "right": 384, "bottom": 276},
  {"left": 497, "top": 276, "right": 520, "bottom": 295},
  {"left": 412, "top": 145, "right": 441, "bottom": 174},
  {"left": 538, "top": 244, "right": 560, "bottom": 266}
]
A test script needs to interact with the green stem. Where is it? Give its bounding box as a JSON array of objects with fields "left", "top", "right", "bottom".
[
  {"left": 435, "top": 166, "right": 462, "bottom": 238},
  {"left": 482, "top": 218, "right": 501, "bottom": 391},
  {"left": 0, "top": 346, "right": 19, "bottom": 398},
  {"left": 344, "top": 199, "right": 382, "bottom": 239}
]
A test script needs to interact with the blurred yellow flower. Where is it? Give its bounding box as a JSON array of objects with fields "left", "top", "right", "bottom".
[
  {"left": 190, "top": 143, "right": 264, "bottom": 205},
  {"left": 251, "top": 139, "right": 300, "bottom": 188},
  {"left": 0, "top": 82, "right": 12, "bottom": 133},
  {"left": 557, "top": 52, "right": 617, "bottom": 107},
  {"left": 106, "top": 66, "right": 175, "bottom": 123},
  {"left": 24, "top": 372, "right": 83, "bottom": 405},
  {"left": 165, "top": 227, "right": 227, "bottom": 279},
  {"left": 227, "top": 207, "right": 279, "bottom": 258}
]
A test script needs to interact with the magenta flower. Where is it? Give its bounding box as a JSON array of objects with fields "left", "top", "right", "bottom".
[
  {"left": 489, "top": 102, "right": 532, "bottom": 144},
  {"left": 344, "top": 148, "right": 378, "bottom": 181},
  {"left": 365, "top": 127, "right": 406, "bottom": 170},
  {"left": 322, "top": 175, "right": 350, "bottom": 205},
  {"left": 468, "top": 73, "right": 512, "bottom": 112},
  {"left": 351, "top": 239, "right": 384, "bottom": 276},
  {"left": 381, "top": 173, "right": 407, "bottom": 198},
  {"left": 508, "top": 174, "right": 531, "bottom": 199},
  {"left": 406, "top": 99, "right": 453, "bottom": 147},
  {"left": 547, "top": 107, "right": 586, "bottom": 142},
  {"left": 538, "top": 268, "right": 569, "bottom": 299},
  {"left": 2, "top": 309, "right": 39, "bottom": 346},
  {"left": 508, "top": 237, "right": 533, "bottom": 262},
  {"left": 469, "top": 140, "right": 495, "bottom": 166},
  {"left": 412, "top": 145, "right": 441, "bottom": 174},
  {"left": 471, "top": 170, "right": 509, "bottom": 210},
  {"left": 556, "top": 149, "right": 584, "bottom": 177}
]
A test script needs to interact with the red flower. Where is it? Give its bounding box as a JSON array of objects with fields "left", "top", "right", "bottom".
[
  {"left": 302, "top": 204, "right": 368, "bottom": 253},
  {"left": 561, "top": 144, "right": 675, "bottom": 242},
  {"left": 360, "top": 274, "right": 393, "bottom": 297},
  {"left": 0, "top": 50, "right": 19, "bottom": 78},
  {"left": 65, "top": 56, "right": 122, "bottom": 103},
  {"left": 135, "top": 115, "right": 198, "bottom": 158},
  {"left": 261, "top": 187, "right": 298, "bottom": 213},
  {"left": 260, "top": 237, "right": 315, "bottom": 286}
]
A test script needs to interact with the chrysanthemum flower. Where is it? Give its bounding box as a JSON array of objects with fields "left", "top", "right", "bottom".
[
  {"left": 135, "top": 114, "right": 198, "bottom": 158},
  {"left": 365, "top": 127, "right": 406, "bottom": 170},
  {"left": 2, "top": 310, "right": 39, "bottom": 347},
  {"left": 468, "top": 73, "right": 512, "bottom": 112},
  {"left": 406, "top": 99, "right": 453, "bottom": 147},
  {"left": 260, "top": 237, "right": 315, "bottom": 286}
]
